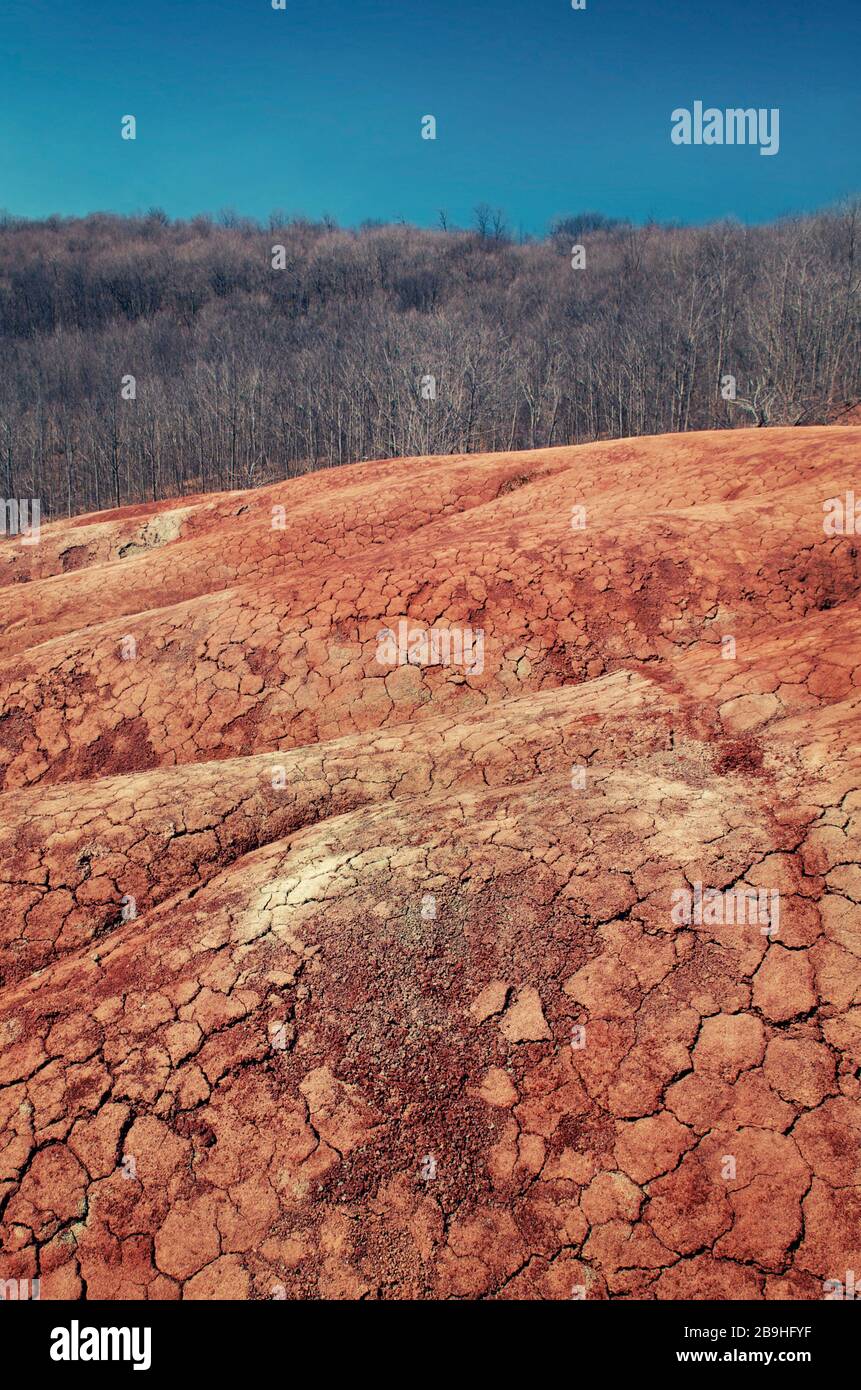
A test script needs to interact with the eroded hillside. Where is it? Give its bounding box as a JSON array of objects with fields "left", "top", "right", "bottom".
[{"left": 1, "top": 427, "right": 859, "bottom": 1299}]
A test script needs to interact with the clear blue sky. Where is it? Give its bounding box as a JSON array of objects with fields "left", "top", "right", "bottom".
[{"left": 2, "top": 0, "right": 858, "bottom": 230}]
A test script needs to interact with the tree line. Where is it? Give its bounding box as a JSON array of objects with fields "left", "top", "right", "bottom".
[{"left": 0, "top": 203, "right": 858, "bottom": 519}]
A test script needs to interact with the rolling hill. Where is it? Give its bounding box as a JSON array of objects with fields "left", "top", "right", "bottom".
[{"left": 1, "top": 426, "right": 859, "bottom": 1300}]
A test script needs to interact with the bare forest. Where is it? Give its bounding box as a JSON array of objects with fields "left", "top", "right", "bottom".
[{"left": 1, "top": 203, "right": 859, "bottom": 519}]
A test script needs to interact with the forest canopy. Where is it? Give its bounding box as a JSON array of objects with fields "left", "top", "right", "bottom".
[{"left": 0, "top": 204, "right": 858, "bottom": 519}]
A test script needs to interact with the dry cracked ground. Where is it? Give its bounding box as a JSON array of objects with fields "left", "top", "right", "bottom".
[{"left": 0, "top": 426, "right": 860, "bottom": 1301}]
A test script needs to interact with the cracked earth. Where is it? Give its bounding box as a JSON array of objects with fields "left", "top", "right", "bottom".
[{"left": 0, "top": 425, "right": 859, "bottom": 1300}]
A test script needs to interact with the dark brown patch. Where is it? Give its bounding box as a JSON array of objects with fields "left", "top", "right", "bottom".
[{"left": 713, "top": 737, "right": 765, "bottom": 776}]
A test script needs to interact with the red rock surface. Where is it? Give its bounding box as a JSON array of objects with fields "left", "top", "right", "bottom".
[{"left": 1, "top": 426, "right": 859, "bottom": 1300}]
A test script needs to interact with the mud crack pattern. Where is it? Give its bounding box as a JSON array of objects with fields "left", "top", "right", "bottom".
[{"left": 0, "top": 427, "right": 859, "bottom": 1299}]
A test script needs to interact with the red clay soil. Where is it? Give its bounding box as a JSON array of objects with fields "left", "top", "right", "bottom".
[{"left": 0, "top": 426, "right": 859, "bottom": 1300}]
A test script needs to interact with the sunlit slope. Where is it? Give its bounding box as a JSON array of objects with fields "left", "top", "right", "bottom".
[{"left": 0, "top": 427, "right": 858, "bottom": 1300}]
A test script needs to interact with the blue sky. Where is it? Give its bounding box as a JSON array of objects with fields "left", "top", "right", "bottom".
[{"left": 1, "top": 0, "right": 858, "bottom": 229}]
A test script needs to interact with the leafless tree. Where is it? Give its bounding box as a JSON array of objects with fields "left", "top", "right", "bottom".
[{"left": 0, "top": 203, "right": 857, "bottom": 519}]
